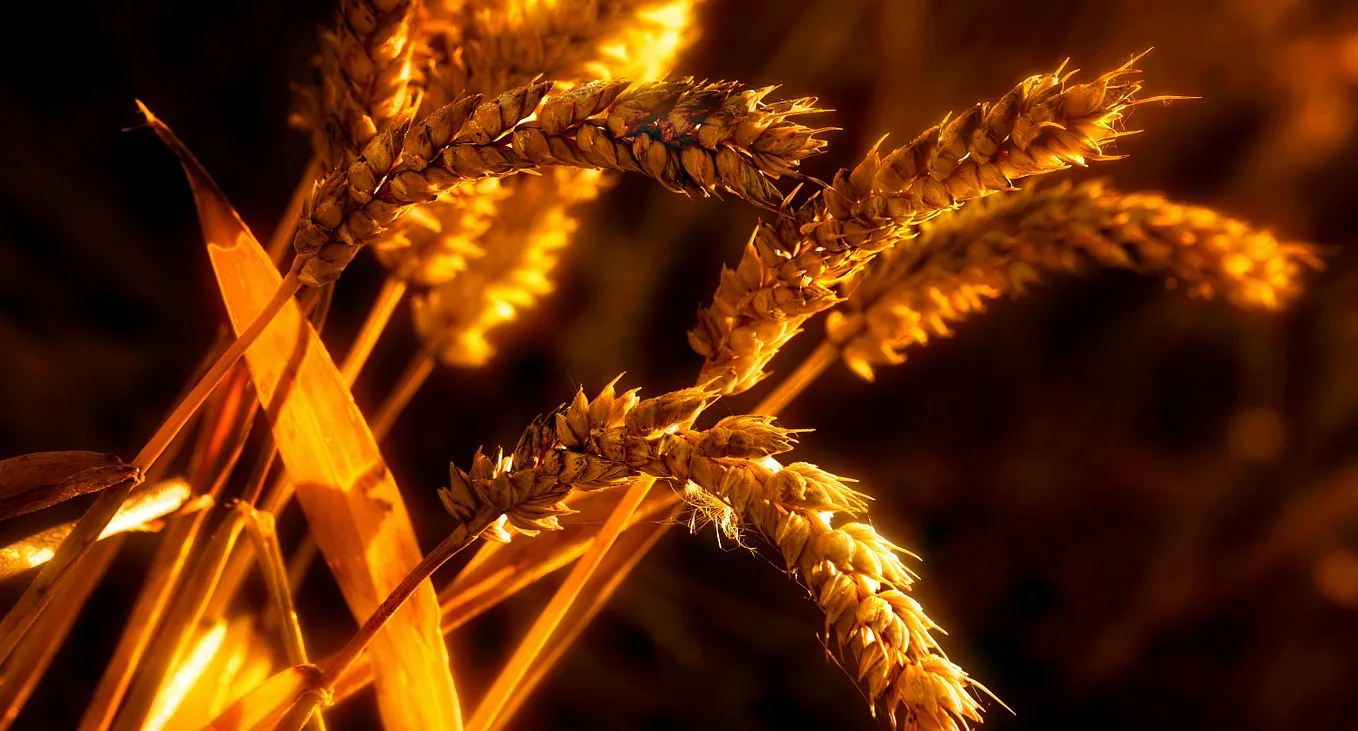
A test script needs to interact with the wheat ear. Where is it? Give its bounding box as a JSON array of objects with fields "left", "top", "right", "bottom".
[
  {"left": 292, "top": 78, "right": 827, "bottom": 285},
  {"left": 828, "top": 180, "right": 1323, "bottom": 380},
  {"left": 691, "top": 53, "right": 1163, "bottom": 395},
  {"left": 294, "top": 0, "right": 422, "bottom": 167},
  {"left": 434, "top": 381, "right": 983, "bottom": 729}
]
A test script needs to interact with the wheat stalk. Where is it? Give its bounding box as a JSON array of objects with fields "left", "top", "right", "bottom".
[
  {"left": 291, "top": 77, "right": 827, "bottom": 285},
  {"left": 828, "top": 180, "right": 1323, "bottom": 380}
]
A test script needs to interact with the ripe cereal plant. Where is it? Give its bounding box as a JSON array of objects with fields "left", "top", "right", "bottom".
[{"left": 0, "top": 1, "right": 1326, "bottom": 730}]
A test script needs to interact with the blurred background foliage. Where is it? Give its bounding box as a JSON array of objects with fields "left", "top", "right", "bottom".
[{"left": 2, "top": 0, "right": 1357, "bottom": 728}]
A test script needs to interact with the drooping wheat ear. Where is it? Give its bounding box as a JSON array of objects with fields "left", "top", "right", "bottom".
[
  {"left": 410, "top": 168, "right": 606, "bottom": 365},
  {"left": 438, "top": 381, "right": 982, "bottom": 729},
  {"left": 827, "top": 180, "right": 1324, "bottom": 380},
  {"left": 293, "top": 0, "right": 422, "bottom": 167},
  {"left": 293, "top": 78, "right": 827, "bottom": 285},
  {"left": 691, "top": 54, "right": 1161, "bottom": 395}
]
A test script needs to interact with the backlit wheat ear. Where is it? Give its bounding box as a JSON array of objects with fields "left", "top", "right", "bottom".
[
  {"left": 374, "top": 0, "right": 697, "bottom": 296},
  {"left": 691, "top": 54, "right": 1164, "bottom": 395},
  {"left": 828, "top": 180, "right": 1324, "bottom": 381},
  {"left": 294, "top": 0, "right": 422, "bottom": 167},
  {"left": 419, "top": 0, "right": 700, "bottom": 111},
  {"left": 439, "top": 380, "right": 983, "bottom": 729},
  {"left": 410, "top": 168, "right": 606, "bottom": 366},
  {"left": 292, "top": 78, "right": 828, "bottom": 285}
]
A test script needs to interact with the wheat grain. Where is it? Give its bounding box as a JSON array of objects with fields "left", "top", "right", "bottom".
[
  {"left": 827, "top": 180, "right": 1323, "bottom": 380},
  {"left": 292, "top": 78, "right": 827, "bottom": 285},
  {"left": 690, "top": 55, "right": 1161, "bottom": 395},
  {"left": 293, "top": 0, "right": 422, "bottom": 167}
]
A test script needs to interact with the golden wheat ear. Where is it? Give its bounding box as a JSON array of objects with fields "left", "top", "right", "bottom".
[{"left": 827, "top": 180, "right": 1324, "bottom": 380}]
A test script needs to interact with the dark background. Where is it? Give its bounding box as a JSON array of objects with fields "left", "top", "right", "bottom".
[{"left": 3, "top": 0, "right": 1358, "bottom": 728}]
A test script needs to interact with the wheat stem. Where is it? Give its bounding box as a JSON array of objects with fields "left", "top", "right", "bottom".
[
  {"left": 237, "top": 505, "right": 327, "bottom": 731},
  {"left": 466, "top": 474, "right": 656, "bottom": 731},
  {"left": 755, "top": 341, "right": 839, "bottom": 417},
  {"left": 278, "top": 509, "right": 501, "bottom": 731},
  {"left": 341, "top": 276, "right": 408, "bottom": 384},
  {"left": 0, "top": 534, "right": 125, "bottom": 730},
  {"left": 134, "top": 269, "right": 301, "bottom": 473},
  {"left": 370, "top": 350, "right": 436, "bottom": 438}
]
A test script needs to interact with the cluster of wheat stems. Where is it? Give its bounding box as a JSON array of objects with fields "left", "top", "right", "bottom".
[{"left": 0, "top": 1, "right": 1322, "bottom": 729}]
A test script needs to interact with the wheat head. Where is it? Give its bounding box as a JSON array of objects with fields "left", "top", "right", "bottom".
[
  {"left": 292, "top": 78, "right": 827, "bottom": 285},
  {"left": 690, "top": 55, "right": 1159, "bottom": 395},
  {"left": 827, "top": 180, "right": 1323, "bottom": 380}
]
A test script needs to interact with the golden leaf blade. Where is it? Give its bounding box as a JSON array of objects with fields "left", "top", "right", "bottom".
[{"left": 195, "top": 170, "right": 460, "bottom": 727}]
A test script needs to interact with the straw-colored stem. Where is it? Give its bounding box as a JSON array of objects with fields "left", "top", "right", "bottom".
[
  {"left": 755, "top": 341, "right": 839, "bottom": 417},
  {"left": 286, "top": 535, "right": 320, "bottom": 595},
  {"left": 340, "top": 276, "right": 407, "bottom": 385},
  {"left": 134, "top": 270, "right": 301, "bottom": 473},
  {"left": 110, "top": 515, "right": 248, "bottom": 731},
  {"left": 487, "top": 517, "right": 669, "bottom": 731},
  {"left": 466, "top": 474, "right": 656, "bottom": 731},
  {"left": 278, "top": 509, "right": 499, "bottom": 731},
  {"left": 370, "top": 351, "right": 435, "bottom": 438},
  {"left": 76, "top": 506, "right": 211, "bottom": 731},
  {"left": 0, "top": 480, "right": 136, "bottom": 669},
  {"left": 0, "top": 534, "right": 125, "bottom": 730},
  {"left": 237, "top": 505, "right": 326, "bottom": 731}
]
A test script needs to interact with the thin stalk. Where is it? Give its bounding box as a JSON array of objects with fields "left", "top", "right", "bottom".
[
  {"left": 79, "top": 365, "right": 258, "bottom": 731},
  {"left": 755, "top": 341, "right": 838, "bottom": 417},
  {"left": 469, "top": 338, "right": 841, "bottom": 731},
  {"left": 111, "top": 514, "right": 248, "bottom": 731},
  {"left": 341, "top": 276, "right": 407, "bottom": 385},
  {"left": 0, "top": 534, "right": 125, "bottom": 730},
  {"left": 77, "top": 505, "right": 212, "bottom": 731},
  {"left": 133, "top": 269, "right": 302, "bottom": 473},
  {"left": 237, "top": 505, "right": 326, "bottom": 731},
  {"left": 326, "top": 494, "right": 680, "bottom": 706},
  {"left": 466, "top": 476, "right": 655, "bottom": 731},
  {"left": 489, "top": 520, "right": 669, "bottom": 731},
  {"left": 370, "top": 351, "right": 436, "bottom": 439},
  {"left": 277, "top": 509, "right": 500, "bottom": 731}
]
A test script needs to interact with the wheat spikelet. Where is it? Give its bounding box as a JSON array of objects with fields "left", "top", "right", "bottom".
[
  {"left": 293, "top": 78, "right": 827, "bottom": 285},
  {"left": 436, "top": 381, "right": 981, "bottom": 729},
  {"left": 827, "top": 180, "right": 1323, "bottom": 380},
  {"left": 690, "top": 55, "right": 1160, "bottom": 395},
  {"left": 294, "top": 0, "right": 422, "bottom": 167}
]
